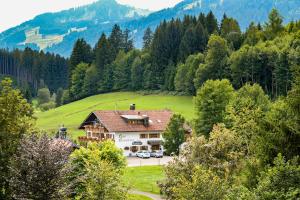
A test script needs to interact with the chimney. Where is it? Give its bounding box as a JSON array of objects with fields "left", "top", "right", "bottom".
[{"left": 130, "top": 104, "right": 136, "bottom": 110}]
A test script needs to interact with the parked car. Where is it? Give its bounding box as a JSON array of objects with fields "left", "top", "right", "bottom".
[
  {"left": 136, "top": 151, "right": 151, "bottom": 159},
  {"left": 150, "top": 150, "right": 163, "bottom": 158}
]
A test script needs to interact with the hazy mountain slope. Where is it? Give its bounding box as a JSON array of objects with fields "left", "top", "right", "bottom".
[
  {"left": 0, "top": 0, "right": 150, "bottom": 56},
  {"left": 129, "top": 0, "right": 300, "bottom": 47},
  {"left": 1, "top": 0, "right": 300, "bottom": 57}
]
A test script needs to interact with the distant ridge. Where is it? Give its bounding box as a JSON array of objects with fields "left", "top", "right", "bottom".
[{"left": 1, "top": 0, "right": 300, "bottom": 57}]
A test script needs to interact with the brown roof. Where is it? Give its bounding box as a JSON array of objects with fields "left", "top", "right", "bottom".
[{"left": 80, "top": 110, "right": 173, "bottom": 132}]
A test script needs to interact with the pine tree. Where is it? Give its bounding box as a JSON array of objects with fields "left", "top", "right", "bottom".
[
  {"left": 131, "top": 57, "right": 144, "bottom": 90},
  {"left": 206, "top": 11, "right": 218, "bottom": 34},
  {"left": 70, "top": 63, "right": 89, "bottom": 100},
  {"left": 123, "top": 29, "right": 134, "bottom": 53},
  {"left": 109, "top": 24, "right": 123, "bottom": 61},
  {"left": 264, "top": 9, "right": 284, "bottom": 40},
  {"left": 69, "top": 39, "right": 92, "bottom": 82},
  {"left": 143, "top": 27, "right": 153, "bottom": 50},
  {"left": 94, "top": 33, "right": 111, "bottom": 91}
]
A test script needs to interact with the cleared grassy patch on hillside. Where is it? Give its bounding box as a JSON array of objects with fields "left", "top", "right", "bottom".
[{"left": 36, "top": 92, "right": 194, "bottom": 138}]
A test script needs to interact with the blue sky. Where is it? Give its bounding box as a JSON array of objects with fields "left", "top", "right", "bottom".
[{"left": 0, "top": 0, "right": 182, "bottom": 32}]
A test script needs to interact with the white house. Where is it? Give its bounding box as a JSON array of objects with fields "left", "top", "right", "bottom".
[{"left": 78, "top": 104, "right": 175, "bottom": 156}]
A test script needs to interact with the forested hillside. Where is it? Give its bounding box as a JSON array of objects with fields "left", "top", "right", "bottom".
[{"left": 65, "top": 9, "right": 300, "bottom": 104}]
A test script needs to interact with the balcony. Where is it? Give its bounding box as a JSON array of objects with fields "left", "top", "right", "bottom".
[{"left": 78, "top": 136, "right": 114, "bottom": 143}]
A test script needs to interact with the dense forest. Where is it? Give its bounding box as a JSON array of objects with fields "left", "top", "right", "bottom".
[
  {"left": 66, "top": 9, "right": 300, "bottom": 103},
  {"left": 0, "top": 48, "right": 68, "bottom": 99}
]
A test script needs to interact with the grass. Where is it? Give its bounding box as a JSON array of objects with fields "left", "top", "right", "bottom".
[
  {"left": 128, "top": 194, "right": 152, "bottom": 200},
  {"left": 124, "top": 166, "right": 165, "bottom": 195},
  {"left": 36, "top": 92, "right": 194, "bottom": 139}
]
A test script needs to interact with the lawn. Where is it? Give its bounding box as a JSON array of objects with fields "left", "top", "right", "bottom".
[
  {"left": 124, "top": 165, "right": 165, "bottom": 195},
  {"left": 35, "top": 92, "right": 194, "bottom": 139}
]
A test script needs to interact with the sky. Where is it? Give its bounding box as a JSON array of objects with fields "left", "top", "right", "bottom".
[{"left": 0, "top": 0, "right": 182, "bottom": 32}]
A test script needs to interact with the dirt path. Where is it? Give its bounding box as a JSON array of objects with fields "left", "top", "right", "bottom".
[{"left": 130, "top": 190, "right": 163, "bottom": 200}]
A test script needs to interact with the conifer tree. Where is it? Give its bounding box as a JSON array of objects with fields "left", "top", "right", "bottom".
[
  {"left": 206, "top": 11, "right": 218, "bottom": 34},
  {"left": 143, "top": 27, "right": 153, "bottom": 50},
  {"left": 69, "top": 39, "right": 92, "bottom": 82}
]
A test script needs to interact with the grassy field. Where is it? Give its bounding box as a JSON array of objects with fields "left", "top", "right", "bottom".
[
  {"left": 124, "top": 166, "right": 165, "bottom": 194},
  {"left": 36, "top": 92, "right": 194, "bottom": 139}
]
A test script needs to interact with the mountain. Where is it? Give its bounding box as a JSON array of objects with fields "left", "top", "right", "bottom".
[
  {"left": 1, "top": 0, "right": 300, "bottom": 57},
  {"left": 128, "top": 0, "right": 300, "bottom": 47},
  {"left": 0, "top": 0, "right": 150, "bottom": 56}
]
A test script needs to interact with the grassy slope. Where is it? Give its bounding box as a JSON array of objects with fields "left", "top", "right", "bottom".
[
  {"left": 36, "top": 92, "right": 194, "bottom": 138},
  {"left": 124, "top": 166, "right": 164, "bottom": 194}
]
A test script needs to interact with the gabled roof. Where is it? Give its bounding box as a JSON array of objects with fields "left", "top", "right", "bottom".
[{"left": 79, "top": 110, "right": 173, "bottom": 132}]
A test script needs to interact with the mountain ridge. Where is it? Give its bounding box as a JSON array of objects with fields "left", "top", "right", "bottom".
[{"left": 1, "top": 0, "right": 300, "bottom": 57}]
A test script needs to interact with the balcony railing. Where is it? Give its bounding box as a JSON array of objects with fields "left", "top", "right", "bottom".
[{"left": 78, "top": 136, "right": 114, "bottom": 143}]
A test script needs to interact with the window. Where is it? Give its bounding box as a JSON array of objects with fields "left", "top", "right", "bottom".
[
  {"left": 151, "top": 145, "right": 160, "bottom": 151},
  {"left": 87, "top": 131, "right": 91, "bottom": 138},
  {"left": 149, "top": 133, "right": 160, "bottom": 138},
  {"left": 124, "top": 147, "right": 129, "bottom": 150},
  {"left": 140, "top": 146, "right": 148, "bottom": 150},
  {"left": 140, "top": 134, "right": 148, "bottom": 139},
  {"left": 130, "top": 146, "right": 138, "bottom": 152}
]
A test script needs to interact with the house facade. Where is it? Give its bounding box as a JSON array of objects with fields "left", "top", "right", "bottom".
[{"left": 79, "top": 105, "right": 174, "bottom": 156}]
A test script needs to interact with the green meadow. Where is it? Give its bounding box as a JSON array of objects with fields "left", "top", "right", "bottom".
[
  {"left": 124, "top": 166, "right": 165, "bottom": 194},
  {"left": 36, "top": 92, "right": 194, "bottom": 138}
]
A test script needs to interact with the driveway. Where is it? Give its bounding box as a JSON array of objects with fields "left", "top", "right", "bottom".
[{"left": 127, "top": 156, "right": 173, "bottom": 167}]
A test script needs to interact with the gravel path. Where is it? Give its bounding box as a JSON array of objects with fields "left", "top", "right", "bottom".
[{"left": 130, "top": 190, "right": 163, "bottom": 200}]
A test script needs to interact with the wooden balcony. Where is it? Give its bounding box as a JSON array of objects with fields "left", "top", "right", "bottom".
[
  {"left": 84, "top": 124, "right": 105, "bottom": 133},
  {"left": 78, "top": 136, "right": 114, "bottom": 143}
]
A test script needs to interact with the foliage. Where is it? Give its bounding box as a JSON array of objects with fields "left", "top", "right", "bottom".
[
  {"left": 55, "top": 87, "right": 64, "bottom": 107},
  {"left": 9, "top": 134, "right": 71, "bottom": 200},
  {"left": 194, "top": 79, "right": 234, "bottom": 137},
  {"left": 65, "top": 141, "right": 126, "bottom": 198},
  {"left": 255, "top": 154, "right": 300, "bottom": 200},
  {"left": 82, "top": 64, "right": 98, "bottom": 97},
  {"left": 39, "top": 101, "right": 56, "bottom": 111},
  {"left": 70, "top": 62, "right": 89, "bottom": 100},
  {"left": 80, "top": 159, "right": 127, "bottom": 200},
  {"left": 226, "top": 84, "right": 270, "bottom": 155},
  {"left": 172, "top": 166, "right": 229, "bottom": 200},
  {"left": 69, "top": 38, "right": 93, "bottom": 81},
  {"left": 0, "top": 78, "right": 34, "bottom": 198},
  {"left": 194, "top": 35, "right": 231, "bottom": 88},
  {"left": 37, "top": 87, "right": 51, "bottom": 105},
  {"left": 163, "top": 114, "right": 186, "bottom": 155},
  {"left": 264, "top": 9, "right": 284, "bottom": 40},
  {"left": 175, "top": 53, "right": 204, "bottom": 95},
  {"left": 160, "top": 124, "right": 243, "bottom": 199}
]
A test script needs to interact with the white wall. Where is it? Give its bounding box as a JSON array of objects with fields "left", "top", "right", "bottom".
[{"left": 114, "top": 132, "right": 164, "bottom": 156}]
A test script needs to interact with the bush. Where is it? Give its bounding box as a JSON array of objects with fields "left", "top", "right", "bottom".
[
  {"left": 9, "top": 134, "right": 71, "bottom": 199},
  {"left": 255, "top": 154, "right": 300, "bottom": 200},
  {"left": 37, "top": 87, "right": 51, "bottom": 105},
  {"left": 65, "top": 141, "right": 126, "bottom": 198},
  {"left": 39, "top": 101, "right": 56, "bottom": 111}
]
